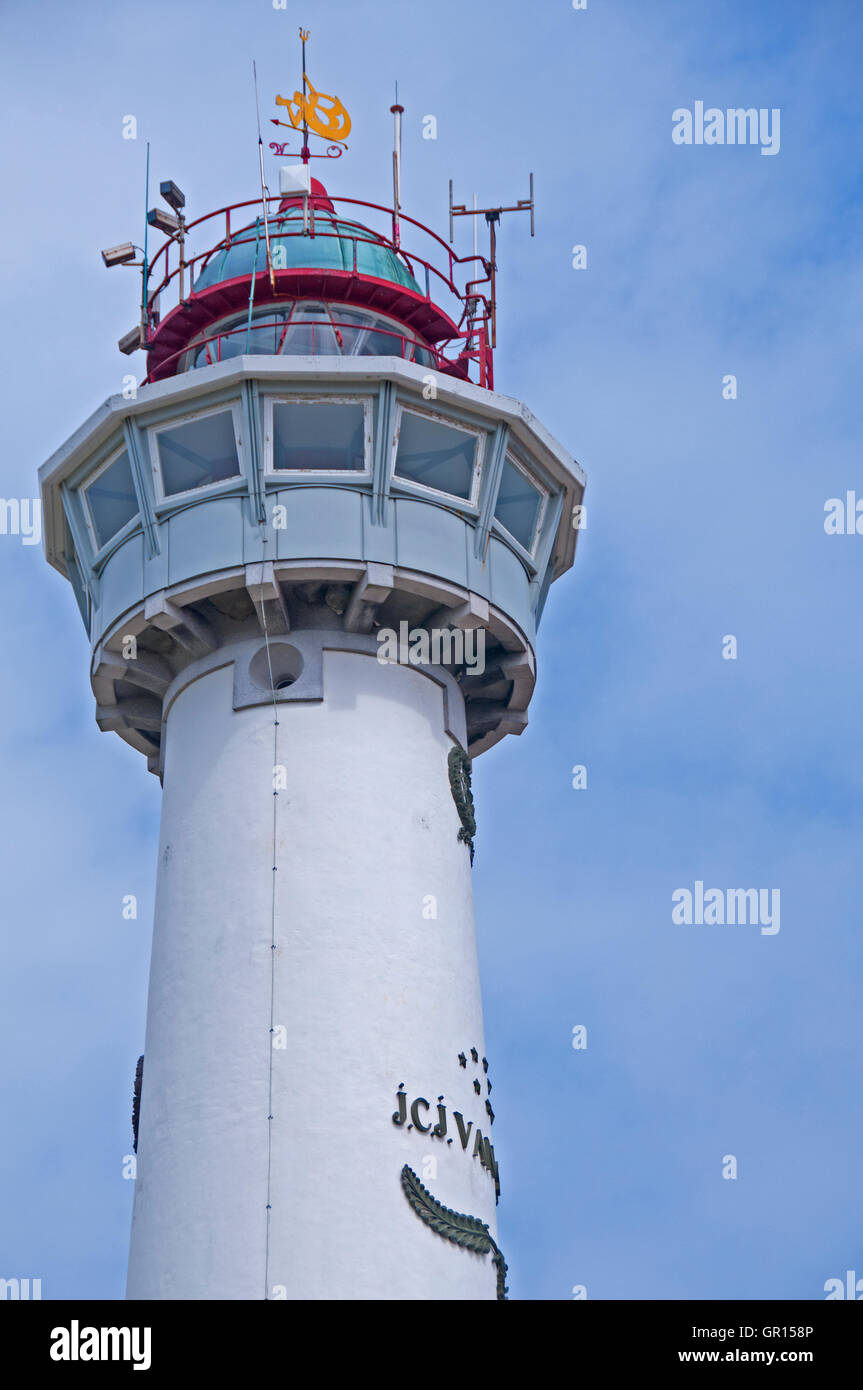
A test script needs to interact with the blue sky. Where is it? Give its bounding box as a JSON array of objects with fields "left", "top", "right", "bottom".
[{"left": 1, "top": 0, "right": 860, "bottom": 1299}]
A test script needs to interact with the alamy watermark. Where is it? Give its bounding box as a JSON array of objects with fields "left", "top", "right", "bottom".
[
  {"left": 377, "top": 621, "right": 485, "bottom": 675},
  {"left": 1, "top": 1277, "right": 42, "bottom": 1299},
  {"left": 672, "top": 103, "right": 780, "bottom": 157},
  {"left": 824, "top": 1270, "right": 863, "bottom": 1299},
  {"left": 0, "top": 498, "right": 41, "bottom": 546},
  {"left": 824, "top": 493, "right": 863, "bottom": 534},
  {"left": 50, "top": 1322, "right": 151, "bottom": 1370},
  {"left": 672, "top": 881, "right": 780, "bottom": 935}
]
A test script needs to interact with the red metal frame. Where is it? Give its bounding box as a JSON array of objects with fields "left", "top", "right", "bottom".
[{"left": 143, "top": 192, "right": 495, "bottom": 388}]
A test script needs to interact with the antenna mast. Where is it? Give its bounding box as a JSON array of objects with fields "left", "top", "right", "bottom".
[
  {"left": 140, "top": 142, "right": 150, "bottom": 348},
  {"left": 449, "top": 175, "right": 535, "bottom": 348},
  {"left": 253, "top": 61, "right": 276, "bottom": 292},
  {"left": 299, "top": 28, "right": 311, "bottom": 162},
  {"left": 390, "top": 82, "right": 404, "bottom": 249}
]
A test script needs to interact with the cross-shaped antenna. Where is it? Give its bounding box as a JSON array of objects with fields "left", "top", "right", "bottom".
[{"left": 449, "top": 176, "right": 534, "bottom": 348}]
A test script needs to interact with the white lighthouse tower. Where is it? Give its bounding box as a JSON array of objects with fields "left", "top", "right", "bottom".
[{"left": 38, "top": 70, "right": 585, "bottom": 1300}]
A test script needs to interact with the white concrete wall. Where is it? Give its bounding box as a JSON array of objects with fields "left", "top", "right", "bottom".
[{"left": 127, "top": 645, "right": 499, "bottom": 1300}]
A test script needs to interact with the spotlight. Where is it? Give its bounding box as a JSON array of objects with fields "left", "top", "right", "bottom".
[
  {"left": 147, "top": 207, "right": 181, "bottom": 236},
  {"left": 101, "top": 242, "right": 137, "bottom": 268},
  {"left": 160, "top": 180, "right": 186, "bottom": 212},
  {"left": 118, "top": 326, "right": 144, "bottom": 355}
]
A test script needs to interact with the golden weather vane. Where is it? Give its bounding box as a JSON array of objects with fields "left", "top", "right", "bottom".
[{"left": 274, "top": 28, "right": 351, "bottom": 150}]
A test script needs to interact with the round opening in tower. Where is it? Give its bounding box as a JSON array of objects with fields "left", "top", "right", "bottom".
[{"left": 249, "top": 642, "right": 304, "bottom": 694}]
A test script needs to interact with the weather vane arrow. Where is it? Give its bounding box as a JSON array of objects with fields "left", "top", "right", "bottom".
[{"left": 273, "top": 27, "right": 352, "bottom": 161}]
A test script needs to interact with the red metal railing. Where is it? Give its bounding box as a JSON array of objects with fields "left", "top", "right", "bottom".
[
  {"left": 143, "top": 192, "right": 495, "bottom": 387},
  {"left": 151, "top": 314, "right": 476, "bottom": 380}
]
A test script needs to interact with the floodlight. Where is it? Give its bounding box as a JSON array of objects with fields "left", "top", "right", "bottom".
[
  {"left": 101, "top": 242, "right": 137, "bottom": 268},
  {"left": 147, "top": 207, "right": 181, "bottom": 235},
  {"left": 118, "top": 326, "right": 144, "bottom": 355},
  {"left": 160, "top": 179, "right": 185, "bottom": 212}
]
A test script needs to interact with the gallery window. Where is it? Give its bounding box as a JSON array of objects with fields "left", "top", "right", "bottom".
[
  {"left": 267, "top": 398, "right": 370, "bottom": 473},
  {"left": 82, "top": 448, "right": 139, "bottom": 549},
  {"left": 151, "top": 408, "right": 241, "bottom": 499},
  {"left": 393, "top": 408, "right": 481, "bottom": 502},
  {"left": 494, "top": 456, "right": 545, "bottom": 553}
]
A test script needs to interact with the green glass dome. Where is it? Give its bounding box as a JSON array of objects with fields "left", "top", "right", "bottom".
[{"left": 194, "top": 206, "right": 421, "bottom": 294}]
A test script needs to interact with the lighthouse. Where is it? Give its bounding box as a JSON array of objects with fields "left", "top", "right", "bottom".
[{"left": 38, "top": 57, "right": 585, "bottom": 1301}]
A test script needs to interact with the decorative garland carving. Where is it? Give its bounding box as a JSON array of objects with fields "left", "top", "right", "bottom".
[
  {"left": 447, "top": 743, "right": 476, "bottom": 864},
  {"left": 400, "top": 1164, "right": 508, "bottom": 1300}
]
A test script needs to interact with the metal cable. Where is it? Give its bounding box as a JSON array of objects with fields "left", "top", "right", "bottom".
[{"left": 255, "top": 522, "right": 281, "bottom": 1300}]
